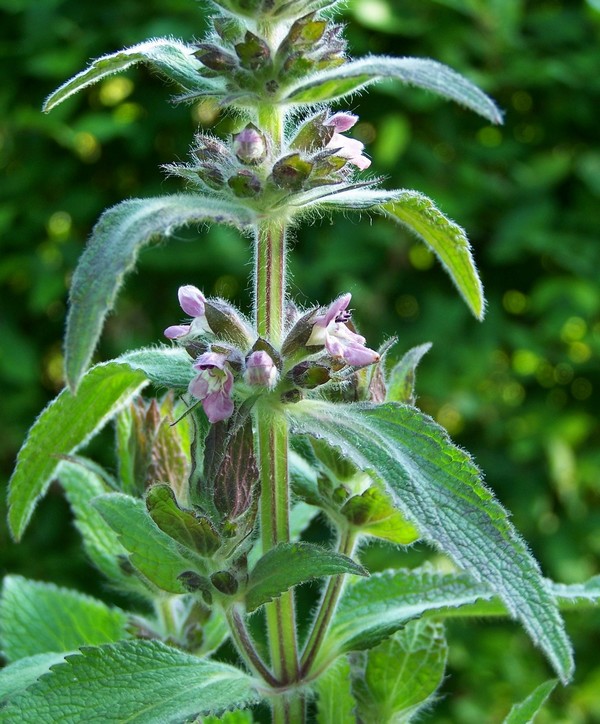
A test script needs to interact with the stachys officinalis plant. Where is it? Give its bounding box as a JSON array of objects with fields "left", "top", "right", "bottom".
[{"left": 3, "top": 0, "right": 600, "bottom": 722}]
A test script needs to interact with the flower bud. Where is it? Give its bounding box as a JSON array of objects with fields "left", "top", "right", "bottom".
[
  {"left": 233, "top": 124, "right": 266, "bottom": 165},
  {"left": 244, "top": 350, "right": 278, "bottom": 388},
  {"left": 227, "top": 170, "right": 262, "bottom": 198},
  {"left": 234, "top": 31, "right": 270, "bottom": 71},
  {"left": 193, "top": 44, "right": 238, "bottom": 72},
  {"left": 272, "top": 153, "right": 313, "bottom": 191}
]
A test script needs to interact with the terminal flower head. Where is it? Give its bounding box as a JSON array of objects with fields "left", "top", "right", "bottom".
[
  {"left": 307, "top": 293, "right": 379, "bottom": 367},
  {"left": 164, "top": 285, "right": 211, "bottom": 340},
  {"left": 244, "top": 350, "right": 278, "bottom": 388},
  {"left": 188, "top": 351, "right": 234, "bottom": 423},
  {"left": 324, "top": 113, "right": 371, "bottom": 170}
]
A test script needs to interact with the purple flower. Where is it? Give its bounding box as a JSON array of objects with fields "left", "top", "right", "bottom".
[
  {"left": 307, "top": 293, "right": 380, "bottom": 367},
  {"left": 244, "top": 350, "right": 278, "bottom": 388},
  {"left": 233, "top": 124, "right": 266, "bottom": 165},
  {"left": 188, "top": 351, "right": 234, "bottom": 423},
  {"left": 324, "top": 113, "right": 371, "bottom": 170},
  {"left": 164, "top": 285, "right": 211, "bottom": 340}
]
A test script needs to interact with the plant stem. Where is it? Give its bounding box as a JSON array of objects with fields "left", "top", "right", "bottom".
[
  {"left": 300, "top": 529, "right": 357, "bottom": 677},
  {"left": 227, "top": 606, "right": 279, "bottom": 688},
  {"left": 254, "top": 221, "right": 287, "bottom": 346}
]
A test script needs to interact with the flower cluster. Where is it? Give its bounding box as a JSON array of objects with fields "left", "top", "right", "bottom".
[{"left": 164, "top": 286, "right": 379, "bottom": 422}]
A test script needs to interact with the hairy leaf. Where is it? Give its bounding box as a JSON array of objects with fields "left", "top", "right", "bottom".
[
  {"left": 504, "top": 679, "right": 558, "bottom": 724},
  {"left": 284, "top": 56, "right": 503, "bottom": 124},
  {"left": 203, "top": 711, "right": 254, "bottom": 724},
  {"left": 43, "top": 39, "right": 213, "bottom": 112},
  {"left": 7, "top": 362, "right": 147, "bottom": 540},
  {"left": 0, "top": 653, "right": 66, "bottom": 703},
  {"left": 65, "top": 195, "right": 255, "bottom": 390},
  {"left": 341, "top": 485, "right": 419, "bottom": 545},
  {"left": 118, "top": 346, "right": 195, "bottom": 389},
  {"left": 382, "top": 192, "right": 484, "bottom": 318},
  {"left": 0, "top": 577, "right": 127, "bottom": 662},
  {"left": 93, "top": 493, "right": 204, "bottom": 593},
  {"left": 386, "top": 342, "right": 432, "bottom": 404},
  {"left": 56, "top": 458, "right": 137, "bottom": 589},
  {"left": 0, "top": 640, "right": 258, "bottom": 723},
  {"left": 245, "top": 542, "right": 367, "bottom": 613},
  {"left": 289, "top": 400, "right": 573, "bottom": 682},
  {"left": 356, "top": 620, "right": 448, "bottom": 723},
  {"left": 315, "top": 656, "right": 356, "bottom": 724}
]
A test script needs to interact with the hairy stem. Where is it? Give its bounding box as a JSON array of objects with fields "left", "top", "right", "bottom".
[
  {"left": 227, "top": 606, "right": 279, "bottom": 688},
  {"left": 300, "top": 529, "right": 357, "bottom": 677}
]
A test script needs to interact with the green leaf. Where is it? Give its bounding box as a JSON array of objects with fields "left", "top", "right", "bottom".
[
  {"left": 382, "top": 192, "right": 484, "bottom": 319},
  {"left": 245, "top": 542, "right": 367, "bottom": 613},
  {"left": 43, "top": 39, "right": 213, "bottom": 112},
  {"left": 65, "top": 195, "right": 255, "bottom": 391},
  {"left": 283, "top": 56, "right": 503, "bottom": 124},
  {"left": 305, "top": 187, "right": 402, "bottom": 211},
  {"left": 203, "top": 711, "right": 254, "bottom": 723},
  {"left": 7, "top": 361, "right": 147, "bottom": 540},
  {"left": 289, "top": 400, "right": 574, "bottom": 683},
  {"left": 356, "top": 620, "right": 448, "bottom": 723},
  {"left": 0, "top": 576, "right": 128, "bottom": 662},
  {"left": 146, "top": 484, "right": 221, "bottom": 556},
  {"left": 93, "top": 493, "right": 204, "bottom": 593},
  {"left": 118, "top": 346, "right": 195, "bottom": 389},
  {"left": 0, "top": 640, "right": 258, "bottom": 723},
  {"left": 56, "top": 458, "right": 143, "bottom": 591},
  {"left": 504, "top": 679, "right": 558, "bottom": 724},
  {"left": 315, "top": 656, "right": 357, "bottom": 724},
  {"left": 387, "top": 342, "right": 432, "bottom": 404},
  {"left": 0, "top": 653, "right": 66, "bottom": 703},
  {"left": 340, "top": 485, "right": 420, "bottom": 545}
]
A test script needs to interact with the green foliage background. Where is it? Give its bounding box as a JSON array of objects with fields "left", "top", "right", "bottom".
[{"left": 1, "top": 0, "right": 599, "bottom": 720}]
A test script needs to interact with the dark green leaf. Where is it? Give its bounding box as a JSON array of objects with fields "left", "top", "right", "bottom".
[
  {"left": 65, "top": 195, "right": 255, "bottom": 390},
  {"left": 43, "top": 39, "right": 213, "bottom": 112},
  {"left": 0, "top": 640, "right": 258, "bottom": 723},
  {"left": 289, "top": 400, "right": 573, "bottom": 683},
  {"left": 146, "top": 484, "right": 220, "bottom": 556},
  {"left": 284, "top": 56, "right": 503, "bottom": 124},
  {"left": 7, "top": 362, "right": 147, "bottom": 540},
  {"left": 245, "top": 542, "right": 367, "bottom": 613},
  {"left": 93, "top": 493, "right": 204, "bottom": 593},
  {"left": 382, "top": 192, "right": 484, "bottom": 319},
  {"left": 0, "top": 577, "right": 127, "bottom": 662},
  {"left": 504, "top": 679, "right": 558, "bottom": 724},
  {"left": 386, "top": 342, "right": 432, "bottom": 404},
  {"left": 356, "top": 620, "right": 448, "bottom": 723}
]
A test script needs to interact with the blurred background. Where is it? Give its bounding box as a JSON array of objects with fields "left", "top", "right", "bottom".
[{"left": 1, "top": 0, "right": 599, "bottom": 720}]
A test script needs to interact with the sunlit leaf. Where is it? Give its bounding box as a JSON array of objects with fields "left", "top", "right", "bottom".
[
  {"left": 315, "top": 656, "right": 356, "bottom": 724},
  {"left": 65, "top": 195, "right": 255, "bottom": 390},
  {"left": 289, "top": 400, "right": 573, "bottom": 683},
  {"left": 284, "top": 56, "right": 503, "bottom": 124},
  {"left": 504, "top": 679, "right": 558, "bottom": 724},
  {"left": 386, "top": 342, "right": 432, "bottom": 404},
  {"left": 7, "top": 362, "right": 147, "bottom": 540}
]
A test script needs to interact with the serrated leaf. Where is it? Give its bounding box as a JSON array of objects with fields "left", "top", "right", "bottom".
[
  {"left": 289, "top": 400, "right": 574, "bottom": 683},
  {"left": 504, "top": 679, "right": 558, "bottom": 724},
  {"left": 382, "top": 192, "right": 484, "bottom": 319},
  {"left": 0, "top": 577, "right": 128, "bottom": 662},
  {"left": 65, "top": 195, "right": 255, "bottom": 391},
  {"left": 146, "top": 484, "right": 220, "bottom": 556},
  {"left": 315, "top": 656, "right": 356, "bottom": 724},
  {"left": 387, "top": 342, "right": 432, "bottom": 404},
  {"left": 0, "top": 653, "right": 66, "bottom": 703},
  {"left": 7, "top": 362, "right": 147, "bottom": 541},
  {"left": 245, "top": 542, "right": 367, "bottom": 613},
  {"left": 93, "top": 493, "right": 204, "bottom": 593},
  {"left": 56, "top": 458, "right": 143, "bottom": 591},
  {"left": 284, "top": 56, "right": 502, "bottom": 124},
  {"left": 356, "top": 620, "right": 448, "bottom": 723},
  {"left": 0, "top": 640, "right": 258, "bottom": 723},
  {"left": 43, "top": 39, "right": 213, "bottom": 112}
]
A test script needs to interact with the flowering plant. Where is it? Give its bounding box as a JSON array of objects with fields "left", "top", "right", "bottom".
[{"left": 2, "top": 0, "right": 599, "bottom": 721}]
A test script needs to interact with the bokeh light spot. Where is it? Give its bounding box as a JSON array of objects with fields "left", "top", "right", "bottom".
[
  {"left": 47, "top": 211, "right": 72, "bottom": 238},
  {"left": 99, "top": 77, "right": 134, "bottom": 106},
  {"left": 408, "top": 244, "right": 434, "bottom": 270},
  {"left": 502, "top": 289, "right": 528, "bottom": 314},
  {"left": 571, "top": 378, "right": 592, "bottom": 400},
  {"left": 477, "top": 126, "right": 503, "bottom": 148},
  {"left": 74, "top": 132, "right": 100, "bottom": 162},
  {"left": 395, "top": 294, "right": 419, "bottom": 319}
]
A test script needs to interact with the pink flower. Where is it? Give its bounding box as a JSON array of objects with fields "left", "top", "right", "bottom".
[
  {"left": 164, "top": 285, "right": 212, "bottom": 340},
  {"left": 188, "top": 351, "right": 234, "bottom": 423},
  {"left": 307, "top": 293, "right": 380, "bottom": 367},
  {"left": 244, "top": 350, "right": 278, "bottom": 388},
  {"left": 324, "top": 113, "right": 371, "bottom": 171}
]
